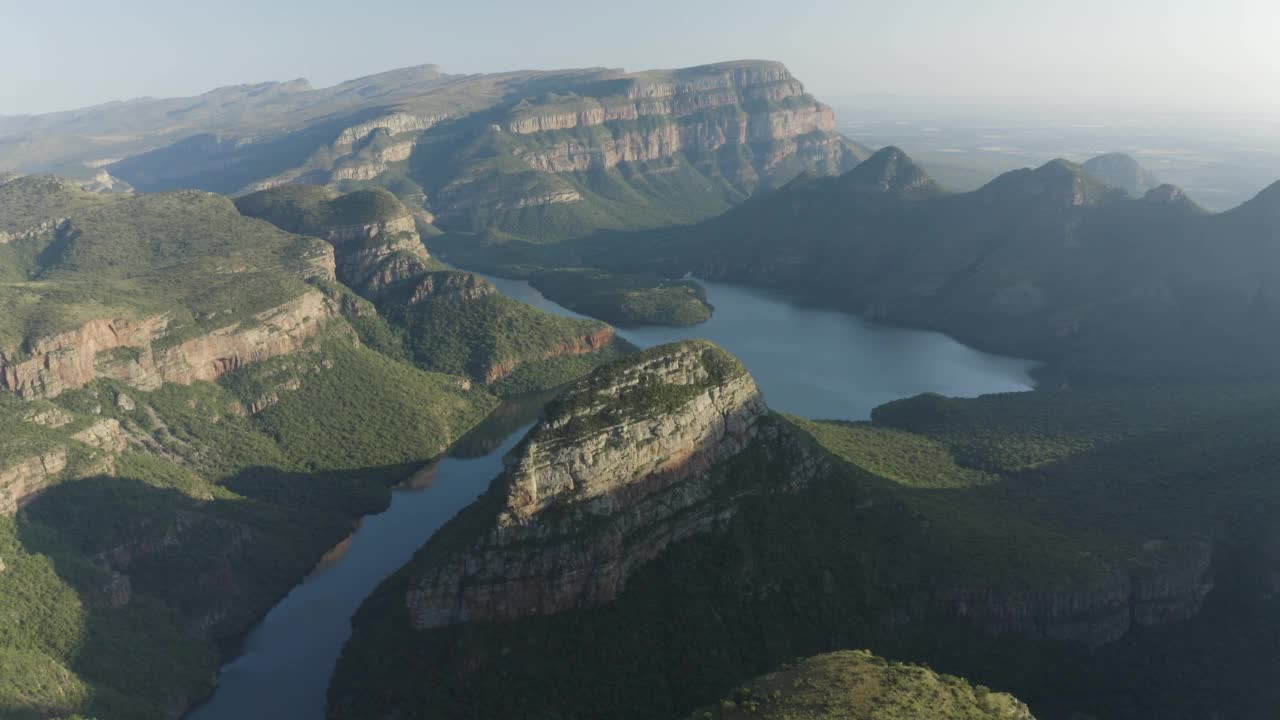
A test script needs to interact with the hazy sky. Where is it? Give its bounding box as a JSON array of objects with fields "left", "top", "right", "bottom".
[{"left": 2, "top": 0, "right": 1277, "bottom": 115}]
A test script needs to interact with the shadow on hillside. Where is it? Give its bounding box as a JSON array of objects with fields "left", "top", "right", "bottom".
[{"left": 9, "top": 453, "right": 459, "bottom": 720}]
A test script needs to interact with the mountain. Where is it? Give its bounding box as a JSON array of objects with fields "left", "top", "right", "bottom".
[
  {"left": 233, "top": 185, "right": 627, "bottom": 392},
  {"left": 0, "top": 174, "right": 506, "bottom": 718},
  {"left": 2, "top": 61, "right": 868, "bottom": 243},
  {"left": 1082, "top": 152, "right": 1162, "bottom": 197},
  {"left": 329, "top": 342, "right": 1280, "bottom": 720},
  {"left": 686, "top": 651, "right": 1035, "bottom": 720},
  {"left": 575, "top": 146, "right": 1280, "bottom": 382}
]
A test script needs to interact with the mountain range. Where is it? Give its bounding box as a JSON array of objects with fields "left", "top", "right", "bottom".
[
  {"left": 2, "top": 57, "right": 1280, "bottom": 720},
  {"left": 557, "top": 146, "right": 1280, "bottom": 383}
]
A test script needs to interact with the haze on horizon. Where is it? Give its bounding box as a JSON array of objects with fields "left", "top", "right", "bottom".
[{"left": 2, "top": 0, "right": 1278, "bottom": 117}]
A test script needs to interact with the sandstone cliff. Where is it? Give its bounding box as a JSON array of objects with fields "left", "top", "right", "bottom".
[
  {"left": 405, "top": 340, "right": 821, "bottom": 627},
  {"left": 935, "top": 537, "right": 1215, "bottom": 648},
  {"left": 0, "top": 290, "right": 337, "bottom": 399},
  {"left": 428, "top": 62, "right": 866, "bottom": 228}
]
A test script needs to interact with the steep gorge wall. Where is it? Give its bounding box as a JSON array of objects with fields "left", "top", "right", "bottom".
[
  {"left": 0, "top": 290, "right": 338, "bottom": 399},
  {"left": 934, "top": 539, "right": 1216, "bottom": 648},
  {"left": 502, "top": 65, "right": 848, "bottom": 180}
]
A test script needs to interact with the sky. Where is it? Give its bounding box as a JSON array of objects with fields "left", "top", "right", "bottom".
[{"left": 2, "top": 0, "right": 1278, "bottom": 115}]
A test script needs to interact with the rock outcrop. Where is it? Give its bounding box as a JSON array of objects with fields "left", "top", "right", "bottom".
[
  {"left": 0, "top": 449, "right": 68, "bottom": 514},
  {"left": 431, "top": 62, "right": 865, "bottom": 220},
  {"left": 235, "top": 187, "right": 432, "bottom": 295},
  {"left": 0, "top": 290, "right": 336, "bottom": 399},
  {"left": 405, "top": 341, "right": 820, "bottom": 628}
]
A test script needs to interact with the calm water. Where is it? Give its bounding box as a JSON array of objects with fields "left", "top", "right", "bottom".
[
  {"left": 481, "top": 275, "right": 1037, "bottom": 420},
  {"left": 190, "top": 276, "right": 1035, "bottom": 718},
  {"left": 188, "top": 415, "right": 536, "bottom": 720}
]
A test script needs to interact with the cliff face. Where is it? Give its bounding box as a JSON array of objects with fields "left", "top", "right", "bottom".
[
  {"left": 0, "top": 449, "right": 68, "bottom": 514},
  {"left": 479, "top": 326, "right": 617, "bottom": 384},
  {"left": 91, "top": 60, "right": 861, "bottom": 243},
  {"left": 430, "top": 62, "right": 864, "bottom": 226},
  {"left": 936, "top": 539, "right": 1215, "bottom": 648},
  {"left": 0, "top": 291, "right": 337, "bottom": 399},
  {"left": 235, "top": 187, "right": 432, "bottom": 296},
  {"left": 405, "top": 341, "right": 818, "bottom": 628}
]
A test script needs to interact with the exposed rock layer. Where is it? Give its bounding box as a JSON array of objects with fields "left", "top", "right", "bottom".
[
  {"left": 0, "top": 291, "right": 336, "bottom": 399},
  {"left": 405, "top": 341, "right": 817, "bottom": 627}
]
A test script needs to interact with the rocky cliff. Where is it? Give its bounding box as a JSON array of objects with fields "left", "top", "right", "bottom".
[
  {"left": 935, "top": 537, "right": 1215, "bottom": 648},
  {"left": 235, "top": 187, "right": 432, "bottom": 296},
  {"left": 70, "top": 60, "right": 865, "bottom": 243},
  {"left": 425, "top": 62, "right": 866, "bottom": 233},
  {"left": 404, "top": 340, "right": 818, "bottom": 627},
  {"left": 0, "top": 290, "right": 336, "bottom": 399}
]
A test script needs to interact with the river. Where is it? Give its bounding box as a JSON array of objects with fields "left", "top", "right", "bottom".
[{"left": 189, "top": 277, "right": 1036, "bottom": 718}]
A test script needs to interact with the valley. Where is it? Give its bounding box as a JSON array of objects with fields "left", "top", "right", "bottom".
[{"left": 2, "top": 51, "right": 1279, "bottom": 720}]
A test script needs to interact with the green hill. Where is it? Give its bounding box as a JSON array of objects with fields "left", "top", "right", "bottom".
[
  {"left": 0, "top": 176, "right": 499, "bottom": 719},
  {"left": 234, "top": 185, "right": 629, "bottom": 391},
  {"left": 687, "top": 651, "right": 1033, "bottom": 720}
]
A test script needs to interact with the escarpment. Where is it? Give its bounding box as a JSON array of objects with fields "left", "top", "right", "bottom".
[
  {"left": 404, "top": 340, "right": 819, "bottom": 628},
  {"left": 0, "top": 290, "right": 337, "bottom": 400},
  {"left": 935, "top": 538, "right": 1216, "bottom": 648},
  {"left": 428, "top": 62, "right": 866, "bottom": 229}
]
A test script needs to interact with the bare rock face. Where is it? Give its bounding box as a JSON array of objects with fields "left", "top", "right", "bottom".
[
  {"left": 420, "top": 62, "right": 867, "bottom": 223},
  {"left": 405, "top": 341, "right": 819, "bottom": 628},
  {"left": 0, "top": 449, "right": 68, "bottom": 514},
  {"left": 936, "top": 538, "right": 1215, "bottom": 647},
  {"left": 72, "top": 418, "right": 131, "bottom": 453},
  {"left": 0, "top": 290, "right": 336, "bottom": 399}
]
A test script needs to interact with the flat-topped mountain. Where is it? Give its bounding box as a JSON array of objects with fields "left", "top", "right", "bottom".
[
  {"left": 3, "top": 61, "right": 867, "bottom": 243},
  {"left": 580, "top": 146, "right": 1280, "bottom": 382}
]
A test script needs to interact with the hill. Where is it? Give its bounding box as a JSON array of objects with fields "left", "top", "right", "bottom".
[
  {"left": 1082, "top": 153, "right": 1162, "bottom": 198},
  {"left": 572, "top": 147, "right": 1280, "bottom": 382},
  {"left": 0, "top": 174, "right": 500, "bottom": 719},
  {"left": 329, "top": 343, "right": 1280, "bottom": 720},
  {"left": 234, "top": 185, "right": 628, "bottom": 390},
  {"left": 687, "top": 651, "right": 1034, "bottom": 720}
]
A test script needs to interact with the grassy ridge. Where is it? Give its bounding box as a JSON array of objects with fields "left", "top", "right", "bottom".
[
  {"left": 687, "top": 650, "right": 1032, "bottom": 720},
  {"left": 528, "top": 268, "right": 712, "bottom": 327}
]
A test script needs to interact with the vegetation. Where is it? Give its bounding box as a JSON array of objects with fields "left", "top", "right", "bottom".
[
  {"left": 236, "top": 187, "right": 628, "bottom": 393},
  {"left": 233, "top": 185, "right": 408, "bottom": 236},
  {"left": 686, "top": 651, "right": 1031, "bottom": 720},
  {"left": 556, "top": 146, "right": 1280, "bottom": 384},
  {"left": 380, "top": 282, "right": 625, "bottom": 392},
  {"left": 528, "top": 268, "right": 712, "bottom": 326},
  {"left": 0, "top": 321, "right": 499, "bottom": 720},
  {"left": 0, "top": 177, "right": 327, "bottom": 351},
  {"left": 331, "top": 373, "right": 1280, "bottom": 720},
  {"left": 538, "top": 340, "right": 743, "bottom": 441}
]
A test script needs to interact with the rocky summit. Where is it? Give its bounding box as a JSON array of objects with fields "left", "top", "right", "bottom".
[{"left": 403, "top": 340, "right": 812, "bottom": 627}]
